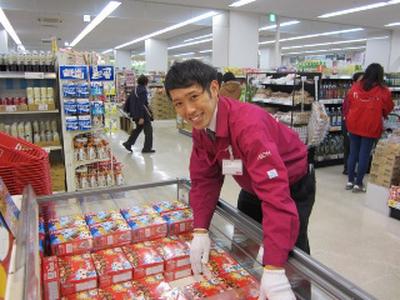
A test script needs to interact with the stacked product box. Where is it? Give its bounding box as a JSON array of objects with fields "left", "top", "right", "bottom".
[
  {"left": 137, "top": 274, "right": 174, "bottom": 299},
  {"left": 49, "top": 226, "right": 93, "bottom": 256},
  {"left": 42, "top": 256, "right": 61, "bottom": 300},
  {"left": 162, "top": 208, "right": 193, "bottom": 235},
  {"left": 127, "top": 213, "right": 168, "bottom": 243},
  {"left": 152, "top": 200, "right": 189, "bottom": 215}
]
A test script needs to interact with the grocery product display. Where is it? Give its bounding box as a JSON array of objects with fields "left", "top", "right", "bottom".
[
  {"left": 0, "top": 51, "right": 56, "bottom": 72},
  {"left": 149, "top": 87, "right": 176, "bottom": 120}
]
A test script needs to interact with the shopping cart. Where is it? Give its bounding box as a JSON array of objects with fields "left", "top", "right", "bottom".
[{"left": 0, "top": 132, "right": 52, "bottom": 195}]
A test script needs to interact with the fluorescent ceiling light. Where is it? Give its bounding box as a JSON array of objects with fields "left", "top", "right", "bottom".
[
  {"left": 259, "top": 28, "right": 364, "bottom": 45},
  {"left": 283, "top": 46, "right": 366, "bottom": 56},
  {"left": 102, "top": 48, "right": 113, "bottom": 54},
  {"left": 173, "top": 52, "right": 195, "bottom": 57},
  {"left": 0, "top": 7, "right": 25, "bottom": 51},
  {"left": 168, "top": 38, "right": 212, "bottom": 50},
  {"left": 115, "top": 11, "right": 218, "bottom": 50},
  {"left": 184, "top": 33, "right": 212, "bottom": 43},
  {"left": 70, "top": 1, "right": 121, "bottom": 47},
  {"left": 229, "top": 0, "right": 257, "bottom": 8},
  {"left": 259, "top": 20, "right": 300, "bottom": 31},
  {"left": 199, "top": 49, "right": 212, "bottom": 53},
  {"left": 318, "top": 1, "right": 400, "bottom": 19},
  {"left": 282, "top": 38, "right": 367, "bottom": 50},
  {"left": 385, "top": 22, "right": 400, "bottom": 27}
]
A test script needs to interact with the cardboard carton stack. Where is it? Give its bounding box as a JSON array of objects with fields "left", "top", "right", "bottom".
[
  {"left": 369, "top": 138, "right": 400, "bottom": 188},
  {"left": 149, "top": 88, "right": 176, "bottom": 120}
]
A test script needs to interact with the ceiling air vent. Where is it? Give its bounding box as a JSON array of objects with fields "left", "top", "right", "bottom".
[{"left": 38, "top": 17, "right": 63, "bottom": 28}]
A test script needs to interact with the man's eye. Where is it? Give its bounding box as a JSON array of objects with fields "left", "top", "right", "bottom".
[
  {"left": 174, "top": 102, "right": 182, "bottom": 108},
  {"left": 191, "top": 94, "right": 199, "bottom": 100}
]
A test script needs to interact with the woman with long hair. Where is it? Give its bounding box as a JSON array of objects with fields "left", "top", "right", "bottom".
[{"left": 345, "top": 63, "right": 394, "bottom": 192}]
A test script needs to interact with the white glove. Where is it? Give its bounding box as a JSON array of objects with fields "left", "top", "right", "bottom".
[
  {"left": 259, "top": 268, "right": 295, "bottom": 300},
  {"left": 190, "top": 231, "right": 211, "bottom": 275}
]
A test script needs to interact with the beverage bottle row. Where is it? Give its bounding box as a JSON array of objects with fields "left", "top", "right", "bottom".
[
  {"left": 0, "top": 51, "right": 55, "bottom": 72},
  {"left": 315, "top": 135, "right": 344, "bottom": 157},
  {"left": 385, "top": 74, "right": 400, "bottom": 87},
  {"left": 320, "top": 81, "right": 351, "bottom": 99},
  {"left": 326, "top": 107, "right": 342, "bottom": 127}
]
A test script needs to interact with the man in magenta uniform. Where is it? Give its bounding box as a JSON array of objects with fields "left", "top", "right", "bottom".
[{"left": 165, "top": 60, "right": 315, "bottom": 300}]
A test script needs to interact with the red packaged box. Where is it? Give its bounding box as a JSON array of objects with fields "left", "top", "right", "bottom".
[
  {"left": 158, "top": 288, "right": 189, "bottom": 300},
  {"left": 218, "top": 269, "right": 259, "bottom": 300},
  {"left": 58, "top": 253, "right": 98, "bottom": 296},
  {"left": 85, "top": 210, "right": 125, "bottom": 226},
  {"left": 162, "top": 209, "right": 193, "bottom": 235},
  {"left": 164, "top": 265, "right": 192, "bottom": 282},
  {"left": 49, "top": 226, "right": 93, "bottom": 256},
  {"left": 91, "top": 247, "right": 133, "bottom": 288},
  {"left": 120, "top": 205, "right": 156, "bottom": 219},
  {"left": 137, "top": 274, "right": 172, "bottom": 299},
  {"left": 208, "top": 248, "right": 240, "bottom": 275},
  {"left": 184, "top": 278, "right": 231, "bottom": 299},
  {"left": 152, "top": 200, "right": 189, "bottom": 215},
  {"left": 48, "top": 214, "right": 87, "bottom": 232},
  {"left": 89, "top": 220, "right": 131, "bottom": 250},
  {"left": 101, "top": 281, "right": 146, "bottom": 300},
  {"left": 127, "top": 214, "right": 167, "bottom": 243},
  {"left": 155, "top": 237, "right": 190, "bottom": 271},
  {"left": 61, "top": 289, "right": 102, "bottom": 300},
  {"left": 122, "top": 242, "right": 164, "bottom": 280},
  {"left": 42, "top": 256, "right": 60, "bottom": 300}
]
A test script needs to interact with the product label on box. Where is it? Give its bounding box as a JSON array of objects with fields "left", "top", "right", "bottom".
[
  {"left": 38, "top": 104, "right": 48, "bottom": 111},
  {"left": 146, "top": 265, "right": 164, "bottom": 276},
  {"left": 64, "top": 99, "right": 77, "bottom": 115},
  {"left": 66, "top": 116, "right": 78, "bottom": 131},
  {"left": 5, "top": 105, "right": 16, "bottom": 112},
  {"left": 76, "top": 99, "right": 90, "bottom": 114},
  {"left": 75, "top": 280, "right": 97, "bottom": 293},
  {"left": 63, "top": 84, "right": 77, "bottom": 98},
  {"left": 25, "top": 72, "right": 44, "bottom": 79},
  {"left": 176, "top": 257, "right": 190, "bottom": 268},
  {"left": 113, "top": 271, "right": 132, "bottom": 283},
  {"left": 60, "top": 66, "right": 88, "bottom": 80},
  {"left": 90, "top": 65, "right": 114, "bottom": 81},
  {"left": 78, "top": 115, "right": 91, "bottom": 131},
  {"left": 76, "top": 83, "right": 89, "bottom": 98}
]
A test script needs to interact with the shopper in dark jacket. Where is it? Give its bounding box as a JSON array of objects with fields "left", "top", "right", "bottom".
[
  {"left": 219, "top": 72, "right": 242, "bottom": 100},
  {"left": 346, "top": 63, "right": 394, "bottom": 192},
  {"left": 342, "top": 72, "right": 364, "bottom": 175},
  {"left": 123, "top": 75, "right": 155, "bottom": 153}
]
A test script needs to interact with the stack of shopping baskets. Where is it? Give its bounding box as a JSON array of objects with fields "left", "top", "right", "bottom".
[{"left": 0, "top": 132, "right": 52, "bottom": 195}]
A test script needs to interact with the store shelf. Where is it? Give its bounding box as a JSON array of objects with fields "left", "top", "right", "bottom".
[
  {"left": 43, "top": 145, "right": 63, "bottom": 152},
  {"left": 68, "top": 127, "right": 105, "bottom": 135},
  {"left": 329, "top": 126, "right": 342, "bottom": 132},
  {"left": 0, "top": 71, "right": 56, "bottom": 79},
  {"left": 319, "top": 99, "right": 343, "bottom": 105},
  {"left": 0, "top": 109, "right": 59, "bottom": 115},
  {"left": 389, "top": 87, "right": 400, "bottom": 92},
  {"left": 252, "top": 98, "right": 293, "bottom": 106},
  {"left": 73, "top": 157, "right": 111, "bottom": 168},
  {"left": 261, "top": 82, "right": 297, "bottom": 87},
  {"left": 322, "top": 75, "right": 352, "bottom": 80}
]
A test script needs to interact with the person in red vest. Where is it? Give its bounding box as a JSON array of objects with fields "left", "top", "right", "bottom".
[
  {"left": 165, "top": 60, "right": 315, "bottom": 300},
  {"left": 346, "top": 63, "right": 394, "bottom": 192}
]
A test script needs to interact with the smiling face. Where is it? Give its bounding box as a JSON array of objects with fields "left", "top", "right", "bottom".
[{"left": 169, "top": 80, "right": 219, "bottom": 130}]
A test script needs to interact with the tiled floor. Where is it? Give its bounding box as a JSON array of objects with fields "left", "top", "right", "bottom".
[{"left": 110, "top": 120, "right": 400, "bottom": 300}]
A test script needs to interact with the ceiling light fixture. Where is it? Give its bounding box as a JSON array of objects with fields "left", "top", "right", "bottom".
[
  {"left": 229, "top": 0, "right": 257, "bottom": 8},
  {"left": 282, "top": 46, "right": 366, "bottom": 55},
  {"left": 115, "top": 11, "right": 218, "bottom": 50},
  {"left": 184, "top": 33, "right": 212, "bottom": 43},
  {"left": 0, "top": 7, "right": 25, "bottom": 51},
  {"left": 70, "top": 1, "right": 121, "bottom": 47},
  {"left": 102, "top": 48, "right": 113, "bottom": 54},
  {"left": 259, "top": 20, "right": 300, "bottom": 31},
  {"left": 318, "top": 0, "right": 400, "bottom": 19},
  {"left": 259, "top": 28, "right": 364, "bottom": 45},
  {"left": 199, "top": 49, "right": 213, "bottom": 53},
  {"left": 385, "top": 22, "right": 400, "bottom": 27},
  {"left": 168, "top": 38, "right": 212, "bottom": 50},
  {"left": 173, "top": 52, "right": 195, "bottom": 57},
  {"left": 282, "top": 38, "right": 367, "bottom": 50}
]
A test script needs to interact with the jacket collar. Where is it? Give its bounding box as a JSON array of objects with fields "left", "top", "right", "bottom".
[{"left": 215, "top": 96, "right": 230, "bottom": 138}]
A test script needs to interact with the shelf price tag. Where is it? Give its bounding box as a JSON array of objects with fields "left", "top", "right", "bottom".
[
  {"left": 24, "top": 72, "right": 44, "bottom": 79},
  {"left": 38, "top": 104, "right": 48, "bottom": 111},
  {"left": 5, "top": 105, "right": 17, "bottom": 112}
]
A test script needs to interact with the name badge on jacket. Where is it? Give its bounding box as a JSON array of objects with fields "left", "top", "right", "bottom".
[{"left": 222, "top": 145, "right": 242, "bottom": 175}]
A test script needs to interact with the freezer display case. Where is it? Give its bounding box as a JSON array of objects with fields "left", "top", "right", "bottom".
[{"left": 17, "top": 179, "right": 375, "bottom": 299}]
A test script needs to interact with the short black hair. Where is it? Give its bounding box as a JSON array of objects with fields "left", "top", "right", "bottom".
[
  {"left": 217, "top": 72, "right": 223, "bottom": 87},
  {"left": 137, "top": 74, "right": 149, "bottom": 86},
  {"left": 222, "top": 72, "right": 236, "bottom": 82},
  {"left": 164, "top": 59, "right": 217, "bottom": 99}
]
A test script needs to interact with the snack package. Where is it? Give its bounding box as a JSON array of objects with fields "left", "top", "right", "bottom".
[
  {"left": 120, "top": 205, "right": 157, "bottom": 220},
  {"left": 76, "top": 98, "right": 90, "bottom": 115},
  {"left": 39, "top": 217, "right": 46, "bottom": 237},
  {"left": 92, "top": 247, "right": 133, "bottom": 288},
  {"left": 207, "top": 247, "right": 241, "bottom": 275},
  {"left": 158, "top": 288, "right": 189, "bottom": 300},
  {"left": 127, "top": 214, "right": 167, "bottom": 243},
  {"left": 76, "top": 83, "right": 89, "bottom": 98},
  {"left": 58, "top": 253, "right": 98, "bottom": 296},
  {"left": 42, "top": 256, "right": 60, "bottom": 300},
  {"left": 48, "top": 214, "right": 86, "bottom": 232},
  {"left": 66, "top": 116, "right": 78, "bottom": 131},
  {"left": 101, "top": 281, "right": 146, "bottom": 300},
  {"left": 78, "top": 115, "right": 91, "bottom": 131},
  {"left": 122, "top": 242, "right": 164, "bottom": 280},
  {"left": 155, "top": 237, "right": 190, "bottom": 271},
  {"left": 63, "top": 84, "right": 76, "bottom": 98},
  {"left": 164, "top": 265, "right": 192, "bottom": 282},
  {"left": 162, "top": 209, "right": 193, "bottom": 235},
  {"left": 183, "top": 278, "right": 231, "bottom": 299},
  {"left": 61, "top": 289, "right": 102, "bottom": 300},
  {"left": 50, "top": 226, "right": 93, "bottom": 256},
  {"left": 89, "top": 220, "right": 131, "bottom": 250},
  {"left": 218, "top": 269, "right": 260, "bottom": 300},
  {"left": 137, "top": 274, "right": 172, "bottom": 299},
  {"left": 85, "top": 210, "right": 125, "bottom": 226},
  {"left": 152, "top": 200, "right": 189, "bottom": 215},
  {"left": 64, "top": 99, "right": 77, "bottom": 115}
]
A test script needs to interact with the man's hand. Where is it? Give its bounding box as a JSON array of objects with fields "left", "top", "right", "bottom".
[
  {"left": 190, "top": 230, "right": 211, "bottom": 275},
  {"left": 138, "top": 118, "right": 144, "bottom": 125},
  {"left": 259, "top": 268, "right": 295, "bottom": 300}
]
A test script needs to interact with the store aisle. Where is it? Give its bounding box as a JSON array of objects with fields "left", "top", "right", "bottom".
[{"left": 110, "top": 120, "right": 400, "bottom": 300}]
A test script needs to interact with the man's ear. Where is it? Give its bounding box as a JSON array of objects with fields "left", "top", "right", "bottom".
[{"left": 209, "top": 80, "right": 219, "bottom": 98}]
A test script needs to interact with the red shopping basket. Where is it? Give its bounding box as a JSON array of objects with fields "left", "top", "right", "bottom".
[{"left": 0, "top": 132, "right": 52, "bottom": 195}]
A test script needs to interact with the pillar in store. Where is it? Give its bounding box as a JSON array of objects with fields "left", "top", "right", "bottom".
[
  {"left": 114, "top": 50, "right": 131, "bottom": 70},
  {"left": 145, "top": 39, "right": 168, "bottom": 73},
  {"left": 365, "top": 36, "right": 391, "bottom": 70},
  {"left": 274, "top": 18, "right": 282, "bottom": 68},
  {"left": 212, "top": 13, "right": 229, "bottom": 68},
  {"left": 259, "top": 47, "right": 274, "bottom": 69},
  {"left": 389, "top": 31, "right": 400, "bottom": 72},
  {"left": 0, "top": 30, "right": 8, "bottom": 53}
]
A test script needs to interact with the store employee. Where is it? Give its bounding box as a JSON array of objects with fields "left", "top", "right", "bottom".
[{"left": 165, "top": 60, "right": 315, "bottom": 300}]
